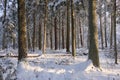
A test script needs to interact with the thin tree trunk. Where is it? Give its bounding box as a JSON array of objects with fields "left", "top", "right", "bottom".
[
  {"left": 54, "top": 17, "right": 58, "bottom": 50},
  {"left": 110, "top": 12, "right": 114, "bottom": 49},
  {"left": 66, "top": 0, "right": 70, "bottom": 52},
  {"left": 99, "top": 9, "right": 104, "bottom": 49},
  {"left": 13, "top": 38, "right": 16, "bottom": 49},
  {"left": 43, "top": 0, "right": 48, "bottom": 54},
  {"left": 59, "top": 9, "right": 61, "bottom": 49},
  {"left": 62, "top": 15, "right": 65, "bottom": 49},
  {"left": 71, "top": 0, "right": 76, "bottom": 57},
  {"left": 50, "top": 17, "right": 53, "bottom": 49},
  {"left": 113, "top": 0, "right": 118, "bottom": 64},
  {"left": 39, "top": 19, "right": 42, "bottom": 50},
  {"left": 104, "top": 0, "right": 107, "bottom": 48},
  {"left": 62, "top": 26, "right": 65, "bottom": 49},
  {"left": 2, "top": 0, "right": 7, "bottom": 49},
  {"left": 32, "top": 12, "right": 36, "bottom": 52},
  {"left": 79, "top": 18, "right": 83, "bottom": 47}
]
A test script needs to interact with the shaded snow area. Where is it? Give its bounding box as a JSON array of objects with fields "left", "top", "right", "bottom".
[{"left": 0, "top": 49, "right": 120, "bottom": 80}]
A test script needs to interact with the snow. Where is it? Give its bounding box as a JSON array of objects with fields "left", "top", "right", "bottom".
[{"left": 0, "top": 49, "right": 120, "bottom": 80}]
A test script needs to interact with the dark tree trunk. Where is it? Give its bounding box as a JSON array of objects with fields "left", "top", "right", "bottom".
[
  {"left": 71, "top": 0, "right": 76, "bottom": 57},
  {"left": 18, "top": 0, "right": 27, "bottom": 61},
  {"left": 59, "top": 9, "right": 61, "bottom": 49},
  {"left": 62, "top": 17, "right": 65, "bottom": 49},
  {"left": 32, "top": 12, "right": 36, "bottom": 52},
  {"left": 39, "top": 19, "right": 42, "bottom": 50},
  {"left": 62, "top": 27, "right": 65, "bottom": 49},
  {"left": 66, "top": 0, "right": 70, "bottom": 52},
  {"left": 79, "top": 18, "right": 83, "bottom": 47},
  {"left": 50, "top": 17, "right": 53, "bottom": 49},
  {"left": 54, "top": 17, "right": 58, "bottom": 50},
  {"left": 113, "top": 0, "right": 118, "bottom": 64}
]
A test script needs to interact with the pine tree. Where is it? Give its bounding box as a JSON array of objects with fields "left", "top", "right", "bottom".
[
  {"left": 18, "top": 0, "right": 27, "bottom": 61},
  {"left": 71, "top": 0, "right": 76, "bottom": 57},
  {"left": 43, "top": 0, "right": 48, "bottom": 54},
  {"left": 2, "top": 0, "right": 7, "bottom": 49},
  {"left": 88, "top": 0, "right": 100, "bottom": 67},
  {"left": 113, "top": 0, "right": 118, "bottom": 64},
  {"left": 66, "top": 0, "right": 70, "bottom": 52}
]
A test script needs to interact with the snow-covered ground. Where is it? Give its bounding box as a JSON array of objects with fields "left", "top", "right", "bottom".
[{"left": 0, "top": 48, "right": 120, "bottom": 80}]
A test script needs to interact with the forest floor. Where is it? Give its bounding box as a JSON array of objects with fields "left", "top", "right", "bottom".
[{"left": 0, "top": 48, "right": 120, "bottom": 80}]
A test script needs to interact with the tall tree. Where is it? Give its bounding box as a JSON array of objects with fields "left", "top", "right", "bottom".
[
  {"left": 104, "top": 0, "right": 107, "bottom": 48},
  {"left": 66, "top": 0, "right": 70, "bottom": 52},
  {"left": 18, "top": 0, "right": 27, "bottom": 61},
  {"left": 2, "top": 0, "right": 7, "bottom": 49},
  {"left": 54, "top": 16, "right": 58, "bottom": 50},
  {"left": 79, "top": 18, "right": 83, "bottom": 47},
  {"left": 71, "top": 0, "right": 76, "bottom": 57},
  {"left": 43, "top": 0, "right": 48, "bottom": 54},
  {"left": 88, "top": 0, "right": 100, "bottom": 67},
  {"left": 32, "top": 11, "right": 36, "bottom": 52},
  {"left": 113, "top": 0, "right": 118, "bottom": 64},
  {"left": 99, "top": 3, "right": 104, "bottom": 49},
  {"left": 62, "top": 16, "right": 65, "bottom": 49},
  {"left": 38, "top": 18, "right": 42, "bottom": 50}
]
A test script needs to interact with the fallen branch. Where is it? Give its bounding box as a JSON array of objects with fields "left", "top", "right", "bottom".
[{"left": 0, "top": 55, "right": 41, "bottom": 58}]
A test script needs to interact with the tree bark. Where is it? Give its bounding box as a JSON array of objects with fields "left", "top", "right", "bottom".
[
  {"left": 113, "top": 0, "right": 118, "bottom": 64},
  {"left": 71, "top": 0, "right": 76, "bottom": 57},
  {"left": 62, "top": 18, "right": 65, "bottom": 49},
  {"left": 79, "top": 18, "right": 83, "bottom": 47},
  {"left": 104, "top": 0, "right": 107, "bottom": 48},
  {"left": 54, "top": 17, "right": 58, "bottom": 50},
  {"left": 99, "top": 9, "right": 104, "bottom": 49},
  {"left": 88, "top": 0, "right": 100, "bottom": 67},
  {"left": 32, "top": 12, "right": 36, "bottom": 52},
  {"left": 43, "top": 0, "right": 48, "bottom": 54},
  {"left": 66, "top": 0, "right": 70, "bottom": 52},
  {"left": 110, "top": 10, "right": 114, "bottom": 49},
  {"left": 2, "top": 0, "right": 7, "bottom": 49},
  {"left": 50, "top": 17, "right": 53, "bottom": 49},
  {"left": 18, "top": 0, "right": 27, "bottom": 61},
  {"left": 39, "top": 18, "right": 42, "bottom": 50}
]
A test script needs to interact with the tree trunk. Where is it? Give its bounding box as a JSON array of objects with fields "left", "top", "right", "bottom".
[
  {"left": 13, "top": 38, "right": 16, "bottom": 49},
  {"left": 99, "top": 9, "right": 104, "bottom": 49},
  {"left": 79, "top": 18, "right": 83, "bottom": 47},
  {"left": 32, "top": 12, "right": 36, "bottom": 52},
  {"left": 54, "top": 17, "right": 58, "bottom": 50},
  {"left": 104, "top": 0, "right": 107, "bottom": 48},
  {"left": 88, "top": 0, "right": 100, "bottom": 67},
  {"left": 59, "top": 9, "right": 61, "bottom": 49},
  {"left": 71, "top": 0, "right": 76, "bottom": 57},
  {"left": 66, "top": 0, "right": 70, "bottom": 52},
  {"left": 110, "top": 12, "right": 114, "bottom": 49},
  {"left": 18, "top": 0, "right": 27, "bottom": 61},
  {"left": 113, "top": 0, "right": 118, "bottom": 64},
  {"left": 43, "top": 0, "right": 48, "bottom": 54},
  {"left": 62, "top": 28, "right": 65, "bottom": 49},
  {"left": 2, "top": 0, "right": 7, "bottom": 49},
  {"left": 39, "top": 18, "right": 42, "bottom": 50},
  {"left": 27, "top": 17, "right": 32, "bottom": 50},
  {"left": 50, "top": 17, "right": 53, "bottom": 49}
]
